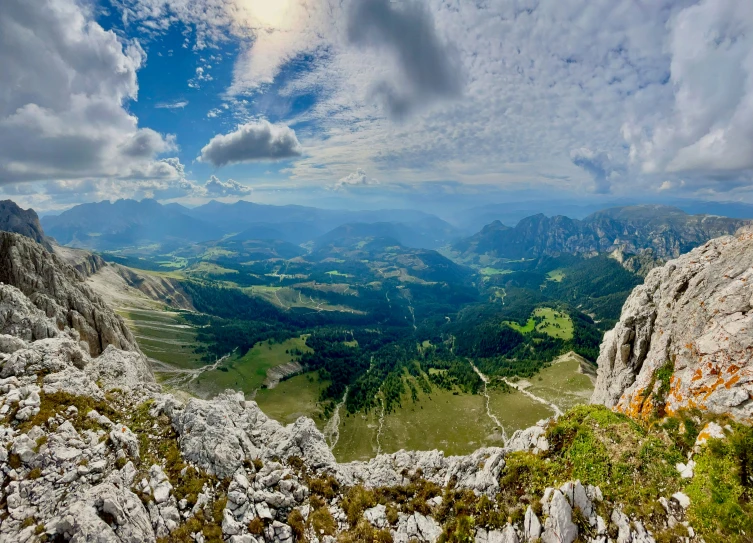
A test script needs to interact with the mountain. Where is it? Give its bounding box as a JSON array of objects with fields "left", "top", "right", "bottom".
[
  {"left": 592, "top": 225, "right": 753, "bottom": 421},
  {"left": 42, "top": 198, "right": 454, "bottom": 251},
  {"left": 41, "top": 199, "right": 223, "bottom": 250},
  {"left": 228, "top": 222, "right": 327, "bottom": 245},
  {"left": 0, "top": 231, "right": 141, "bottom": 356},
  {"left": 185, "top": 199, "right": 436, "bottom": 234},
  {"left": 453, "top": 205, "right": 750, "bottom": 268},
  {"left": 0, "top": 199, "right": 51, "bottom": 249},
  {"left": 315, "top": 217, "right": 459, "bottom": 250}
]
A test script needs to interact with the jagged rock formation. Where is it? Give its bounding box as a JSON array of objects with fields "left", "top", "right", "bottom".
[
  {"left": 52, "top": 245, "right": 107, "bottom": 278},
  {"left": 0, "top": 232, "right": 140, "bottom": 356},
  {"left": 0, "top": 234, "right": 698, "bottom": 543},
  {"left": 453, "top": 205, "right": 749, "bottom": 273},
  {"left": 0, "top": 200, "right": 51, "bottom": 251},
  {"left": 592, "top": 226, "right": 753, "bottom": 421}
]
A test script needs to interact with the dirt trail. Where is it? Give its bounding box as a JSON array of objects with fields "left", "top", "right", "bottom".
[
  {"left": 154, "top": 351, "right": 234, "bottom": 390},
  {"left": 324, "top": 388, "right": 348, "bottom": 450},
  {"left": 468, "top": 360, "right": 508, "bottom": 442},
  {"left": 500, "top": 377, "right": 564, "bottom": 417},
  {"left": 375, "top": 397, "right": 386, "bottom": 455}
]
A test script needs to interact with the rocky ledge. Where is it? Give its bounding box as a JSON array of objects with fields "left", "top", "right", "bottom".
[{"left": 592, "top": 226, "right": 753, "bottom": 421}]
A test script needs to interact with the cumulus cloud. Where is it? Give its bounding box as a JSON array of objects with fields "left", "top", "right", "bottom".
[
  {"left": 199, "top": 120, "right": 302, "bottom": 167},
  {"left": 624, "top": 0, "right": 753, "bottom": 177},
  {"left": 346, "top": 0, "right": 463, "bottom": 118},
  {"left": 0, "top": 0, "right": 178, "bottom": 185},
  {"left": 204, "top": 175, "right": 253, "bottom": 196},
  {"left": 570, "top": 148, "right": 623, "bottom": 194},
  {"left": 331, "top": 169, "right": 379, "bottom": 191}
]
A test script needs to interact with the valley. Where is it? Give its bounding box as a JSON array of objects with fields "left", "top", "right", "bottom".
[{"left": 50, "top": 199, "right": 749, "bottom": 463}]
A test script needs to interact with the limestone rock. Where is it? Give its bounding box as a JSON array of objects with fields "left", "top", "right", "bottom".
[
  {"left": 592, "top": 227, "right": 753, "bottom": 422},
  {"left": 0, "top": 232, "right": 141, "bottom": 356}
]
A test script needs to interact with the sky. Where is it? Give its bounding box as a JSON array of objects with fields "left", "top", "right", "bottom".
[{"left": 1, "top": 0, "right": 753, "bottom": 215}]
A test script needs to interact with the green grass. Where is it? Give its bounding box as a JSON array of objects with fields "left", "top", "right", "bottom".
[
  {"left": 532, "top": 307, "right": 573, "bottom": 340},
  {"left": 480, "top": 267, "right": 512, "bottom": 276},
  {"left": 326, "top": 270, "right": 351, "bottom": 277},
  {"left": 503, "top": 307, "right": 573, "bottom": 340},
  {"left": 190, "top": 262, "right": 238, "bottom": 275},
  {"left": 119, "top": 309, "right": 206, "bottom": 370},
  {"left": 331, "top": 379, "right": 555, "bottom": 462},
  {"left": 506, "top": 318, "right": 535, "bottom": 334},
  {"left": 546, "top": 269, "right": 566, "bottom": 282},
  {"left": 524, "top": 354, "right": 594, "bottom": 411},
  {"left": 192, "top": 336, "right": 311, "bottom": 396},
  {"left": 255, "top": 373, "right": 329, "bottom": 430}
]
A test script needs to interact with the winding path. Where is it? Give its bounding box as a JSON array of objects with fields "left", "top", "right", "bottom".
[
  {"left": 375, "top": 396, "right": 386, "bottom": 455},
  {"left": 501, "top": 376, "right": 563, "bottom": 417},
  {"left": 153, "top": 351, "right": 234, "bottom": 389},
  {"left": 468, "top": 360, "right": 508, "bottom": 443}
]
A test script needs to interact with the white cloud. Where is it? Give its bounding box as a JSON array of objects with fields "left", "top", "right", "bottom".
[
  {"left": 199, "top": 120, "right": 302, "bottom": 167},
  {"left": 623, "top": 0, "right": 753, "bottom": 177},
  {"left": 106, "top": 0, "right": 753, "bottom": 200},
  {"left": 331, "top": 168, "right": 379, "bottom": 191},
  {"left": 0, "top": 0, "right": 178, "bottom": 185},
  {"left": 155, "top": 100, "right": 189, "bottom": 109},
  {"left": 205, "top": 175, "right": 253, "bottom": 196}
]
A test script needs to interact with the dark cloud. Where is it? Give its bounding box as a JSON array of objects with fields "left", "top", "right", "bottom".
[
  {"left": 198, "top": 120, "right": 302, "bottom": 167},
  {"left": 347, "top": 0, "right": 463, "bottom": 118},
  {"left": 570, "top": 148, "right": 622, "bottom": 194}
]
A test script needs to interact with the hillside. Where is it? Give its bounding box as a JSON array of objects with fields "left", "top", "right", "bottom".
[{"left": 452, "top": 205, "right": 749, "bottom": 273}]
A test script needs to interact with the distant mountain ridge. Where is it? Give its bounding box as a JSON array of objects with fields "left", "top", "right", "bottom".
[
  {"left": 42, "top": 199, "right": 223, "bottom": 250},
  {"left": 41, "top": 198, "right": 461, "bottom": 250},
  {"left": 452, "top": 205, "right": 750, "bottom": 268}
]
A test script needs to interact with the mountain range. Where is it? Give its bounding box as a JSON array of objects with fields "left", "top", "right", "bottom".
[
  {"left": 41, "top": 199, "right": 460, "bottom": 251},
  {"left": 451, "top": 205, "right": 750, "bottom": 265}
]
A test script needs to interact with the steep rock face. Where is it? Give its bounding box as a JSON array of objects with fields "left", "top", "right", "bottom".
[
  {"left": 592, "top": 227, "right": 753, "bottom": 421},
  {"left": 52, "top": 245, "right": 107, "bottom": 277},
  {"left": 0, "top": 232, "right": 140, "bottom": 356},
  {"left": 0, "top": 200, "right": 51, "bottom": 250}
]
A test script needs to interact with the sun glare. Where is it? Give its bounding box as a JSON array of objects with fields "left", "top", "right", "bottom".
[{"left": 242, "top": 0, "right": 293, "bottom": 28}]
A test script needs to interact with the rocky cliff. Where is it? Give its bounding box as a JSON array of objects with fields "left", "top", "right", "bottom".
[
  {"left": 0, "top": 232, "right": 140, "bottom": 356},
  {"left": 0, "top": 200, "right": 51, "bottom": 251},
  {"left": 453, "top": 205, "right": 749, "bottom": 273},
  {"left": 592, "top": 226, "right": 753, "bottom": 422}
]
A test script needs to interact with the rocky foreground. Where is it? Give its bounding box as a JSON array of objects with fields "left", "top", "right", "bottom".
[{"left": 0, "top": 230, "right": 751, "bottom": 542}]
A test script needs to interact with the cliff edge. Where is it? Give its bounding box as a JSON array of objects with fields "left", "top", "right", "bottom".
[{"left": 592, "top": 226, "right": 753, "bottom": 421}]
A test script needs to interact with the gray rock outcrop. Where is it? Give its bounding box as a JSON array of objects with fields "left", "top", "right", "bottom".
[
  {"left": 0, "top": 232, "right": 140, "bottom": 356},
  {"left": 592, "top": 226, "right": 753, "bottom": 421},
  {"left": 0, "top": 200, "right": 51, "bottom": 251}
]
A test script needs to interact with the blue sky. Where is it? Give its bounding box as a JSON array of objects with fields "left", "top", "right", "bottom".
[{"left": 2, "top": 0, "right": 753, "bottom": 214}]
